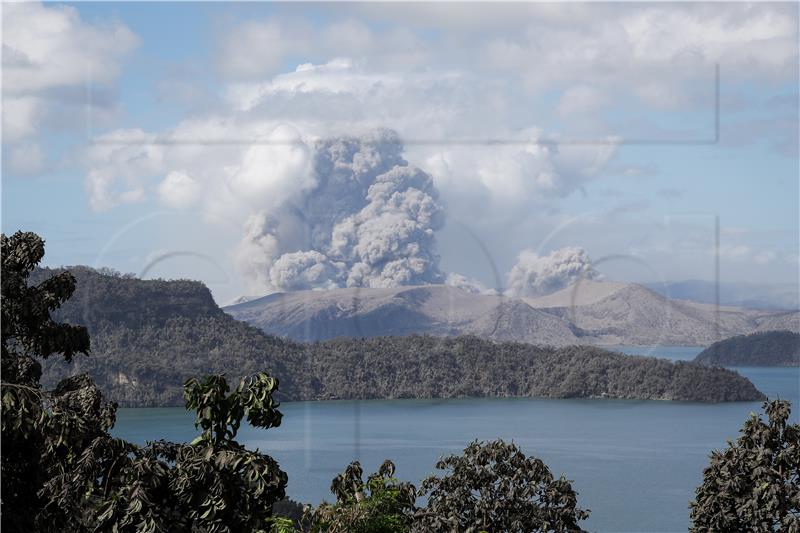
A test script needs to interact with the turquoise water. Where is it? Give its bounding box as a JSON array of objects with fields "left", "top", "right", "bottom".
[{"left": 113, "top": 346, "right": 799, "bottom": 532}]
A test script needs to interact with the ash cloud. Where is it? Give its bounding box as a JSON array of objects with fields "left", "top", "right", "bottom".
[
  {"left": 237, "top": 129, "right": 445, "bottom": 294},
  {"left": 505, "top": 246, "right": 600, "bottom": 298},
  {"left": 445, "top": 272, "right": 492, "bottom": 295}
]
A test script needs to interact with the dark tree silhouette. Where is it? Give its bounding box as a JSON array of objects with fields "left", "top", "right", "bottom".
[
  {"left": 1, "top": 231, "right": 288, "bottom": 532},
  {"left": 1, "top": 231, "right": 95, "bottom": 531},
  {"left": 690, "top": 399, "right": 800, "bottom": 532}
]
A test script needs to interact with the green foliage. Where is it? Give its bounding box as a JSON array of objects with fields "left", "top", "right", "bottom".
[
  {"left": 305, "top": 337, "right": 764, "bottom": 403},
  {"left": 695, "top": 330, "right": 800, "bottom": 367},
  {"left": 268, "top": 516, "right": 300, "bottom": 533},
  {"left": 1, "top": 231, "right": 288, "bottom": 532},
  {"left": 690, "top": 399, "right": 800, "bottom": 532},
  {"left": 34, "top": 373, "right": 288, "bottom": 532},
  {"left": 308, "top": 460, "right": 417, "bottom": 533},
  {"left": 184, "top": 372, "right": 283, "bottom": 445},
  {"left": 415, "top": 439, "right": 590, "bottom": 533}
]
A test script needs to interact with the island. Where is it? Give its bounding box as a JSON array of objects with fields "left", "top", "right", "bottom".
[{"left": 694, "top": 330, "right": 800, "bottom": 367}]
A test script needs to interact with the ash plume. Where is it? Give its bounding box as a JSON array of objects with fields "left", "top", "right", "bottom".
[
  {"left": 505, "top": 247, "right": 599, "bottom": 298},
  {"left": 236, "top": 129, "right": 445, "bottom": 294}
]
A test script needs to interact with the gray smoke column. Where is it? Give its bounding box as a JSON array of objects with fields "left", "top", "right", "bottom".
[
  {"left": 505, "top": 247, "right": 599, "bottom": 298},
  {"left": 236, "top": 129, "right": 445, "bottom": 294}
]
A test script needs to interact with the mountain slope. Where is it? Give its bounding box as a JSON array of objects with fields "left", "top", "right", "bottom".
[
  {"left": 534, "top": 283, "right": 775, "bottom": 346},
  {"left": 226, "top": 285, "right": 579, "bottom": 345},
  {"left": 753, "top": 310, "right": 800, "bottom": 333},
  {"left": 228, "top": 281, "right": 788, "bottom": 346},
  {"left": 33, "top": 267, "right": 309, "bottom": 406}
]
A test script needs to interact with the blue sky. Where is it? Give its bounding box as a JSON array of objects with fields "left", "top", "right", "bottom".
[{"left": 2, "top": 2, "right": 798, "bottom": 303}]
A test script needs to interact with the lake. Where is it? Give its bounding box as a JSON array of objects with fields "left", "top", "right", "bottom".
[{"left": 113, "top": 346, "right": 800, "bottom": 532}]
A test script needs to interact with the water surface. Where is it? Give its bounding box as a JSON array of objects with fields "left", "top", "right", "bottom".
[{"left": 114, "top": 346, "right": 799, "bottom": 532}]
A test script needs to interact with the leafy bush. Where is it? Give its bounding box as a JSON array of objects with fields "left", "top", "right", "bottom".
[
  {"left": 414, "top": 439, "right": 590, "bottom": 533},
  {"left": 308, "top": 460, "right": 416, "bottom": 533},
  {"left": 690, "top": 399, "right": 800, "bottom": 532}
]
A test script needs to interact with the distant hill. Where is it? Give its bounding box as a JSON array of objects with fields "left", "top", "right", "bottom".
[
  {"left": 753, "top": 311, "right": 800, "bottom": 333},
  {"left": 527, "top": 281, "right": 792, "bottom": 346},
  {"left": 643, "top": 280, "right": 799, "bottom": 311},
  {"left": 35, "top": 267, "right": 765, "bottom": 405},
  {"left": 225, "top": 285, "right": 579, "bottom": 345},
  {"left": 302, "top": 336, "right": 764, "bottom": 403},
  {"left": 694, "top": 331, "right": 800, "bottom": 367},
  {"left": 32, "top": 266, "right": 308, "bottom": 406},
  {"left": 226, "top": 280, "right": 793, "bottom": 346}
]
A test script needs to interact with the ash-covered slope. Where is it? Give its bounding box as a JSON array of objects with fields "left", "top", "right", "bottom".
[
  {"left": 753, "top": 311, "right": 800, "bottom": 333},
  {"left": 528, "top": 281, "right": 775, "bottom": 346},
  {"left": 227, "top": 280, "right": 786, "bottom": 346},
  {"left": 225, "top": 285, "right": 579, "bottom": 345}
]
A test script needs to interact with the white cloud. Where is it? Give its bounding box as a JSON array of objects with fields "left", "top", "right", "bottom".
[
  {"left": 157, "top": 171, "right": 202, "bottom": 209},
  {"left": 2, "top": 2, "right": 138, "bottom": 94},
  {"left": 620, "top": 6, "right": 797, "bottom": 70},
  {"left": 478, "top": 3, "right": 797, "bottom": 118},
  {"left": 85, "top": 129, "right": 162, "bottom": 211},
  {"left": 2, "top": 1, "right": 138, "bottom": 175},
  {"left": 87, "top": 57, "right": 619, "bottom": 224},
  {"left": 226, "top": 124, "right": 315, "bottom": 210}
]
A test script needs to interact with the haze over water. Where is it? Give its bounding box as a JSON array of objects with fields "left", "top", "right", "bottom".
[{"left": 114, "top": 347, "right": 799, "bottom": 532}]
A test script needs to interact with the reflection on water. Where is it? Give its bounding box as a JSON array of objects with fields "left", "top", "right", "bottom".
[{"left": 114, "top": 346, "right": 799, "bottom": 533}]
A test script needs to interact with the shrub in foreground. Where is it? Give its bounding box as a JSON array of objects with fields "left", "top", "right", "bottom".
[
  {"left": 414, "top": 439, "right": 590, "bottom": 533},
  {"left": 307, "top": 460, "right": 416, "bottom": 532},
  {"left": 690, "top": 399, "right": 800, "bottom": 532}
]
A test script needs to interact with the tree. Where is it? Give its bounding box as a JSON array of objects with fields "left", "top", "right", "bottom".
[
  {"left": 1, "top": 231, "right": 95, "bottom": 531},
  {"left": 414, "top": 439, "right": 589, "bottom": 533},
  {"left": 1, "top": 231, "right": 288, "bottom": 532},
  {"left": 690, "top": 399, "right": 800, "bottom": 532},
  {"left": 308, "top": 460, "right": 417, "bottom": 533}
]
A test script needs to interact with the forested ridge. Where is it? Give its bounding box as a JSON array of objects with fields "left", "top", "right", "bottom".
[
  {"left": 36, "top": 266, "right": 765, "bottom": 406},
  {"left": 694, "top": 330, "right": 800, "bottom": 367}
]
